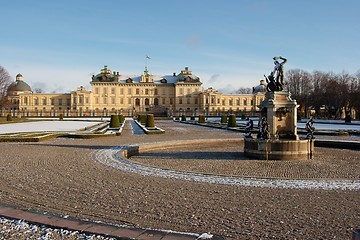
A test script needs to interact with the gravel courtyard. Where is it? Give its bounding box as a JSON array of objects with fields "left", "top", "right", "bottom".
[{"left": 0, "top": 120, "right": 359, "bottom": 239}]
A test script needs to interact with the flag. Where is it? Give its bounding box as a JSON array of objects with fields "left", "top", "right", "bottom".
[{"left": 146, "top": 55, "right": 151, "bottom": 59}]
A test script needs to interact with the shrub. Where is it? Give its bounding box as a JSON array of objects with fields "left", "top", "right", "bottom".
[
  {"left": 110, "top": 115, "right": 120, "bottom": 128},
  {"left": 241, "top": 113, "right": 246, "bottom": 120},
  {"left": 198, "top": 115, "right": 206, "bottom": 123},
  {"left": 59, "top": 114, "right": 64, "bottom": 120},
  {"left": 6, "top": 114, "right": 12, "bottom": 121},
  {"left": 228, "top": 114, "right": 237, "bottom": 127},
  {"left": 145, "top": 114, "right": 155, "bottom": 128},
  {"left": 118, "top": 114, "right": 125, "bottom": 124},
  {"left": 174, "top": 116, "right": 180, "bottom": 121},
  {"left": 139, "top": 115, "right": 147, "bottom": 124},
  {"left": 181, "top": 115, "right": 186, "bottom": 121},
  {"left": 220, "top": 115, "right": 227, "bottom": 124},
  {"left": 190, "top": 116, "right": 195, "bottom": 121}
]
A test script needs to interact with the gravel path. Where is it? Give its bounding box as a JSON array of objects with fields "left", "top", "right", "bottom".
[{"left": 0, "top": 120, "right": 359, "bottom": 239}]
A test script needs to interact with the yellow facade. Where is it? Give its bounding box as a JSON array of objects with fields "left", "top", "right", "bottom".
[{"left": 4, "top": 66, "right": 265, "bottom": 117}]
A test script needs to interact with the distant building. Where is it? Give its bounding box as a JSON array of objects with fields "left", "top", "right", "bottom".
[{"left": 4, "top": 66, "right": 265, "bottom": 117}]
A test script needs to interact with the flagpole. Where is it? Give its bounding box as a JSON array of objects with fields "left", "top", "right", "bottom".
[{"left": 145, "top": 55, "right": 151, "bottom": 72}]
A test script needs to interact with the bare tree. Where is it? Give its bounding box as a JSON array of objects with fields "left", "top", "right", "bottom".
[
  {"left": 237, "top": 87, "right": 253, "bottom": 94},
  {"left": 0, "top": 66, "right": 12, "bottom": 107},
  {"left": 286, "top": 69, "right": 312, "bottom": 118},
  {"left": 34, "top": 88, "right": 43, "bottom": 93},
  {"left": 349, "top": 71, "right": 360, "bottom": 119}
]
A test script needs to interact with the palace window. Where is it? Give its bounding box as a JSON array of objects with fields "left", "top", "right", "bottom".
[
  {"left": 162, "top": 98, "right": 165, "bottom": 104},
  {"left": 170, "top": 98, "right": 173, "bottom": 105},
  {"left": 154, "top": 98, "right": 159, "bottom": 106},
  {"left": 236, "top": 99, "right": 240, "bottom": 105},
  {"left": 58, "top": 99, "right": 62, "bottom": 106},
  {"left": 194, "top": 98, "right": 198, "bottom": 104},
  {"left": 120, "top": 88, "right": 124, "bottom": 95},
  {"left": 42, "top": 98, "right": 47, "bottom": 105},
  {"left": 251, "top": 99, "right": 254, "bottom": 105},
  {"left": 135, "top": 98, "right": 140, "bottom": 106},
  {"left": 154, "top": 89, "right": 158, "bottom": 95},
  {"left": 179, "top": 98, "right": 183, "bottom": 104},
  {"left": 128, "top": 89, "right": 132, "bottom": 95},
  {"left": 120, "top": 98, "right": 124, "bottom": 104},
  {"left": 244, "top": 99, "right": 248, "bottom": 106},
  {"left": 187, "top": 88, "right": 191, "bottom": 94},
  {"left": 145, "top": 89, "right": 149, "bottom": 95},
  {"left": 179, "top": 88, "right": 183, "bottom": 95},
  {"left": 51, "top": 98, "right": 54, "bottom": 105},
  {"left": 187, "top": 98, "right": 190, "bottom": 104},
  {"left": 136, "top": 88, "right": 140, "bottom": 95},
  {"left": 34, "top": 98, "right": 39, "bottom": 105},
  {"left": 103, "top": 88, "right": 107, "bottom": 95},
  {"left": 111, "top": 97, "right": 115, "bottom": 104},
  {"left": 229, "top": 99, "right": 233, "bottom": 106},
  {"left": 145, "top": 98, "right": 150, "bottom": 105},
  {"left": 128, "top": 98, "right": 131, "bottom": 104},
  {"left": 95, "top": 88, "right": 99, "bottom": 94}
]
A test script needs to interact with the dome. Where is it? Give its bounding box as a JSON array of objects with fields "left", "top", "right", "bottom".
[
  {"left": 7, "top": 73, "right": 32, "bottom": 95},
  {"left": 253, "top": 80, "right": 266, "bottom": 93},
  {"left": 8, "top": 81, "right": 32, "bottom": 92},
  {"left": 91, "top": 65, "right": 119, "bottom": 82},
  {"left": 176, "top": 67, "right": 200, "bottom": 83}
]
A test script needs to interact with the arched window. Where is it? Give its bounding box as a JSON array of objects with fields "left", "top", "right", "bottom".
[
  {"left": 145, "top": 98, "right": 150, "bottom": 105},
  {"left": 154, "top": 98, "right": 159, "bottom": 106},
  {"left": 135, "top": 98, "right": 140, "bottom": 106}
]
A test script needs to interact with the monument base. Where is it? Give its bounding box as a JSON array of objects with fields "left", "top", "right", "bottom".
[{"left": 244, "top": 138, "right": 314, "bottom": 160}]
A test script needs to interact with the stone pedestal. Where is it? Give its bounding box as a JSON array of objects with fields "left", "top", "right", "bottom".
[
  {"left": 244, "top": 138, "right": 314, "bottom": 160},
  {"left": 244, "top": 91, "right": 314, "bottom": 160},
  {"left": 260, "top": 91, "right": 299, "bottom": 140}
]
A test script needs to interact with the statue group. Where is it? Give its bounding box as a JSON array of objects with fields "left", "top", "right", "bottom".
[{"left": 265, "top": 56, "right": 287, "bottom": 92}]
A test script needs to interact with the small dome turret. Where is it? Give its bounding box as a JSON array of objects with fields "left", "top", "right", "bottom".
[
  {"left": 253, "top": 80, "right": 266, "bottom": 93},
  {"left": 7, "top": 73, "right": 32, "bottom": 95}
]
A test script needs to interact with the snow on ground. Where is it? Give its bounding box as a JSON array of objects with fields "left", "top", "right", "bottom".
[
  {"left": 0, "top": 217, "right": 115, "bottom": 239},
  {"left": 95, "top": 147, "right": 360, "bottom": 191},
  {"left": 0, "top": 121, "right": 102, "bottom": 134}
]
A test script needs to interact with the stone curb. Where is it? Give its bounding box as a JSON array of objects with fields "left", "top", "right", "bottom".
[
  {"left": 0, "top": 205, "right": 197, "bottom": 240},
  {"left": 314, "top": 139, "right": 360, "bottom": 150}
]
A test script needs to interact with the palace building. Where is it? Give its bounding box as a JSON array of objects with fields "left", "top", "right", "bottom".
[{"left": 4, "top": 66, "right": 265, "bottom": 117}]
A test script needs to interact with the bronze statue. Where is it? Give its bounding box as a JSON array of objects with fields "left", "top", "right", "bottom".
[
  {"left": 305, "top": 117, "right": 315, "bottom": 139},
  {"left": 273, "top": 56, "right": 287, "bottom": 85},
  {"left": 244, "top": 117, "right": 254, "bottom": 138},
  {"left": 259, "top": 117, "right": 270, "bottom": 139},
  {"left": 264, "top": 56, "right": 287, "bottom": 92}
]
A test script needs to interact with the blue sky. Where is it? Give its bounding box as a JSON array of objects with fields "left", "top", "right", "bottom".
[{"left": 1, "top": 0, "right": 359, "bottom": 93}]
